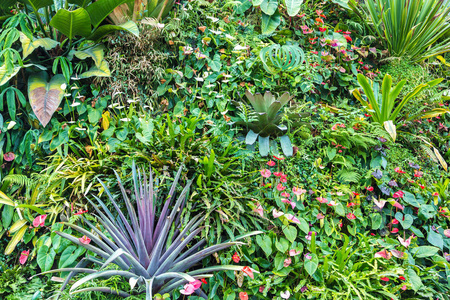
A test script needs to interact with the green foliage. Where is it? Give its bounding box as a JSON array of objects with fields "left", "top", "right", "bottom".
[
  {"left": 259, "top": 44, "right": 305, "bottom": 75},
  {"left": 357, "top": 0, "right": 450, "bottom": 61}
]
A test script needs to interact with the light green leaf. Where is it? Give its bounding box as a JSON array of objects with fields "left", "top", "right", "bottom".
[
  {"left": 256, "top": 235, "right": 273, "bottom": 257},
  {"left": 305, "top": 253, "right": 318, "bottom": 276},
  {"left": 49, "top": 8, "right": 92, "bottom": 39},
  {"left": 383, "top": 120, "right": 396, "bottom": 142},
  {"left": 284, "top": 0, "right": 302, "bottom": 16},
  {"left": 37, "top": 245, "right": 56, "bottom": 272},
  {"left": 86, "top": 21, "right": 139, "bottom": 42},
  {"left": 85, "top": 0, "right": 131, "bottom": 28},
  {"left": 260, "top": 0, "right": 278, "bottom": 15},
  {"left": 261, "top": 10, "right": 281, "bottom": 35},
  {"left": 410, "top": 246, "right": 439, "bottom": 258},
  {"left": 283, "top": 226, "right": 297, "bottom": 243},
  {"left": 19, "top": 32, "right": 59, "bottom": 59},
  {"left": 407, "top": 269, "right": 423, "bottom": 292}
]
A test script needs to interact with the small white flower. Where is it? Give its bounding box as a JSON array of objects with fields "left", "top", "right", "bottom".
[
  {"left": 76, "top": 95, "right": 85, "bottom": 99},
  {"left": 194, "top": 77, "right": 204, "bottom": 82},
  {"left": 70, "top": 102, "right": 81, "bottom": 107},
  {"left": 71, "top": 75, "right": 80, "bottom": 80},
  {"left": 67, "top": 121, "right": 76, "bottom": 124},
  {"left": 71, "top": 86, "right": 79, "bottom": 90},
  {"left": 233, "top": 45, "right": 248, "bottom": 51},
  {"left": 216, "top": 94, "right": 224, "bottom": 98},
  {"left": 75, "top": 127, "right": 86, "bottom": 131},
  {"left": 7, "top": 121, "right": 16, "bottom": 130},
  {"left": 222, "top": 80, "right": 229, "bottom": 83},
  {"left": 120, "top": 118, "right": 131, "bottom": 122},
  {"left": 206, "top": 16, "right": 219, "bottom": 22},
  {"left": 225, "top": 34, "right": 235, "bottom": 40},
  {"left": 205, "top": 84, "right": 215, "bottom": 88},
  {"left": 60, "top": 83, "right": 67, "bottom": 90},
  {"left": 209, "top": 29, "right": 222, "bottom": 35},
  {"left": 116, "top": 106, "right": 125, "bottom": 109},
  {"left": 281, "top": 291, "right": 290, "bottom": 299},
  {"left": 64, "top": 93, "right": 71, "bottom": 97},
  {"left": 127, "top": 99, "right": 138, "bottom": 103},
  {"left": 108, "top": 103, "right": 120, "bottom": 108},
  {"left": 223, "top": 74, "right": 232, "bottom": 78}
]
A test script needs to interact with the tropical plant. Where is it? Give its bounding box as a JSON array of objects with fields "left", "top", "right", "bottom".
[
  {"left": 235, "top": 90, "right": 308, "bottom": 157},
  {"left": 351, "top": 0, "right": 450, "bottom": 62},
  {"left": 109, "top": 0, "right": 174, "bottom": 24},
  {"left": 36, "top": 163, "right": 261, "bottom": 299},
  {"left": 259, "top": 44, "right": 305, "bottom": 75},
  {"left": 252, "top": 0, "right": 304, "bottom": 34},
  {"left": 352, "top": 73, "right": 443, "bottom": 141}
]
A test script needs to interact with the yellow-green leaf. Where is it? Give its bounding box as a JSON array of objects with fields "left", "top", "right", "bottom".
[
  {"left": 5, "top": 224, "right": 27, "bottom": 255},
  {"left": 9, "top": 219, "right": 28, "bottom": 233},
  {"left": 434, "top": 147, "right": 448, "bottom": 172},
  {"left": 0, "top": 191, "right": 14, "bottom": 206},
  {"left": 19, "top": 32, "right": 60, "bottom": 59},
  {"left": 384, "top": 120, "right": 396, "bottom": 142},
  {"left": 0, "top": 64, "right": 21, "bottom": 86},
  {"left": 28, "top": 72, "right": 66, "bottom": 127},
  {"left": 79, "top": 60, "right": 111, "bottom": 78}
]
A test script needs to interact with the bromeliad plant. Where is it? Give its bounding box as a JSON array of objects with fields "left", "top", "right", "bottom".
[
  {"left": 37, "top": 163, "right": 261, "bottom": 299},
  {"left": 236, "top": 90, "right": 308, "bottom": 157}
]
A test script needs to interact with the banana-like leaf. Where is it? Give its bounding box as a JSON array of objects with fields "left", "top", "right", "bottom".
[
  {"left": 70, "top": 44, "right": 106, "bottom": 67},
  {"left": 9, "top": 219, "right": 28, "bottom": 233},
  {"left": 28, "top": 72, "right": 66, "bottom": 127},
  {"left": 68, "top": 0, "right": 93, "bottom": 7},
  {"left": 86, "top": 21, "right": 139, "bottom": 42},
  {"left": 420, "top": 108, "right": 450, "bottom": 119},
  {"left": 383, "top": 120, "right": 396, "bottom": 142},
  {"left": 5, "top": 223, "right": 27, "bottom": 255},
  {"left": 261, "top": 10, "right": 281, "bottom": 35},
  {"left": 284, "top": 0, "right": 303, "bottom": 16},
  {"left": 19, "top": 32, "right": 59, "bottom": 59},
  {"left": 22, "top": 0, "right": 53, "bottom": 11},
  {"left": 85, "top": 0, "right": 131, "bottom": 28},
  {"left": 49, "top": 8, "right": 92, "bottom": 39}
]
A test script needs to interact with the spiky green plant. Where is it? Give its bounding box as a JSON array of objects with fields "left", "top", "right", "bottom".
[
  {"left": 235, "top": 90, "right": 308, "bottom": 157},
  {"left": 36, "top": 163, "right": 261, "bottom": 299}
]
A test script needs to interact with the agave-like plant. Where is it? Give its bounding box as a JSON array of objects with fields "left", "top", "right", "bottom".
[
  {"left": 37, "top": 164, "right": 261, "bottom": 299},
  {"left": 235, "top": 90, "right": 309, "bottom": 157}
]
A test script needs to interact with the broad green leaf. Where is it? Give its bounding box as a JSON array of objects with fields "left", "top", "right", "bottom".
[
  {"left": 304, "top": 253, "right": 318, "bottom": 276},
  {"left": 2, "top": 205, "right": 14, "bottom": 229},
  {"left": 407, "top": 269, "right": 423, "bottom": 292},
  {"left": 256, "top": 235, "right": 272, "bottom": 257},
  {"left": 23, "top": 0, "right": 53, "bottom": 11},
  {"left": 395, "top": 212, "right": 413, "bottom": 230},
  {"left": 49, "top": 8, "right": 92, "bottom": 39},
  {"left": 284, "top": 0, "right": 302, "bottom": 16},
  {"left": 19, "top": 32, "right": 59, "bottom": 59},
  {"left": 4, "top": 224, "right": 27, "bottom": 255},
  {"left": 260, "top": 0, "right": 278, "bottom": 15},
  {"left": 0, "top": 191, "right": 14, "bottom": 206},
  {"left": 427, "top": 229, "right": 444, "bottom": 250},
  {"left": 275, "top": 238, "right": 289, "bottom": 253},
  {"left": 86, "top": 21, "right": 139, "bottom": 42},
  {"left": 297, "top": 217, "right": 309, "bottom": 234},
  {"left": 370, "top": 213, "right": 382, "bottom": 230},
  {"left": 28, "top": 72, "right": 66, "bottom": 127},
  {"left": 68, "top": 0, "right": 92, "bottom": 7},
  {"left": 0, "top": 0, "right": 17, "bottom": 8},
  {"left": 70, "top": 44, "right": 105, "bottom": 67},
  {"left": 85, "top": 0, "right": 131, "bottom": 28},
  {"left": 403, "top": 191, "right": 421, "bottom": 207},
  {"left": 261, "top": 10, "right": 281, "bottom": 35},
  {"left": 79, "top": 60, "right": 111, "bottom": 78},
  {"left": 410, "top": 246, "right": 439, "bottom": 258},
  {"left": 274, "top": 252, "right": 285, "bottom": 271},
  {"left": 37, "top": 245, "right": 56, "bottom": 272},
  {"left": 283, "top": 226, "right": 297, "bottom": 243},
  {"left": 280, "top": 135, "right": 293, "bottom": 157},
  {"left": 58, "top": 246, "right": 86, "bottom": 268}
]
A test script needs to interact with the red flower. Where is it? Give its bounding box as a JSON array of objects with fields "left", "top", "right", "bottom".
[
  {"left": 393, "top": 190, "right": 404, "bottom": 199},
  {"left": 347, "top": 213, "right": 356, "bottom": 220},
  {"left": 394, "top": 167, "right": 406, "bottom": 174},
  {"left": 273, "top": 155, "right": 285, "bottom": 160},
  {"left": 79, "top": 235, "right": 91, "bottom": 245},
  {"left": 33, "top": 215, "right": 47, "bottom": 227},
  {"left": 19, "top": 250, "right": 30, "bottom": 265},
  {"left": 364, "top": 113, "right": 372, "bottom": 117},
  {"left": 267, "top": 160, "right": 276, "bottom": 167},
  {"left": 399, "top": 276, "right": 406, "bottom": 281},
  {"left": 366, "top": 186, "right": 374, "bottom": 191},
  {"left": 391, "top": 228, "right": 399, "bottom": 233},
  {"left": 392, "top": 219, "right": 399, "bottom": 224},
  {"left": 232, "top": 252, "right": 240, "bottom": 263},
  {"left": 315, "top": 17, "right": 324, "bottom": 24},
  {"left": 74, "top": 209, "right": 88, "bottom": 215},
  {"left": 380, "top": 277, "right": 389, "bottom": 282},
  {"left": 319, "top": 27, "right": 327, "bottom": 32},
  {"left": 274, "top": 172, "right": 283, "bottom": 177},
  {"left": 201, "top": 278, "right": 207, "bottom": 284},
  {"left": 347, "top": 202, "right": 356, "bottom": 207},
  {"left": 344, "top": 34, "right": 352, "bottom": 42},
  {"left": 3, "top": 152, "right": 15, "bottom": 162},
  {"left": 242, "top": 266, "right": 254, "bottom": 279}
]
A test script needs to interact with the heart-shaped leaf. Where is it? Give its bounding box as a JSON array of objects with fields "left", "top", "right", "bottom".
[
  {"left": 256, "top": 235, "right": 273, "bottom": 257},
  {"left": 28, "top": 72, "right": 66, "bottom": 127},
  {"left": 19, "top": 32, "right": 59, "bottom": 59},
  {"left": 284, "top": 0, "right": 303, "bottom": 16},
  {"left": 304, "top": 253, "right": 318, "bottom": 275},
  {"left": 261, "top": 10, "right": 281, "bottom": 35},
  {"left": 283, "top": 226, "right": 297, "bottom": 243},
  {"left": 395, "top": 212, "right": 413, "bottom": 229}
]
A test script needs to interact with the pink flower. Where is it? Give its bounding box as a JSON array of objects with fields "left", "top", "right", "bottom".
[
  {"left": 232, "top": 252, "right": 240, "bottom": 263},
  {"left": 380, "top": 277, "right": 389, "bottom": 282},
  {"left": 401, "top": 285, "right": 407, "bottom": 291},
  {"left": 277, "top": 183, "right": 286, "bottom": 191},
  {"left": 191, "top": 280, "right": 202, "bottom": 289},
  {"left": 260, "top": 169, "right": 271, "bottom": 178},
  {"left": 281, "top": 198, "right": 296, "bottom": 209},
  {"left": 253, "top": 202, "right": 264, "bottom": 217},
  {"left": 180, "top": 283, "right": 196, "bottom": 295},
  {"left": 285, "top": 214, "right": 300, "bottom": 224},
  {"left": 273, "top": 209, "right": 284, "bottom": 218},
  {"left": 392, "top": 190, "right": 404, "bottom": 199},
  {"left": 281, "top": 290, "right": 291, "bottom": 299},
  {"left": 267, "top": 160, "right": 276, "bottom": 167},
  {"left": 284, "top": 258, "right": 292, "bottom": 267},
  {"left": 79, "top": 235, "right": 91, "bottom": 245},
  {"left": 394, "top": 167, "right": 406, "bottom": 174},
  {"left": 375, "top": 250, "right": 392, "bottom": 259},
  {"left": 331, "top": 124, "right": 338, "bottom": 130},
  {"left": 3, "top": 152, "right": 15, "bottom": 161},
  {"left": 274, "top": 172, "right": 283, "bottom": 177},
  {"left": 316, "top": 213, "right": 325, "bottom": 219},
  {"left": 316, "top": 197, "right": 328, "bottom": 203},
  {"left": 281, "top": 192, "right": 290, "bottom": 198},
  {"left": 391, "top": 250, "right": 404, "bottom": 258},
  {"left": 239, "top": 292, "right": 248, "bottom": 300},
  {"left": 347, "top": 213, "right": 356, "bottom": 220},
  {"left": 293, "top": 187, "right": 306, "bottom": 196},
  {"left": 242, "top": 266, "right": 254, "bottom": 279},
  {"left": 374, "top": 199, "right": 386, "bottom": 209},
  {"left": 289, "top": 249, "right": 301, "bottom": 256},
  {"left": 391, "top": 201, "right": 404, "bottom": 210},
  {"left": 398, "top": 236, "right": 412, "bottom": 248},
  {"left": 392, "top": 219, "right": 399, "bottom": 224},
  {"left": 33, "top": 215, "right": 47, "bottom": 228},
  {"left": 327, "top": 201, "right": 337, "bottom": 206},
  {"left": 280, "top": 175, "right": 287, "bottom": 183},
  {"left": 366, "top": 186, "right": 374, "bottom": 191},
  {"left": 19, "top": 250, "right": 29, "bottom": 265},
  {"left": 444, "top": 229, "right": 450, "bottom": 238}
]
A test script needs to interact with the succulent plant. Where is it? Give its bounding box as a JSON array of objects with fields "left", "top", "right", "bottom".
[
  {"left": 36, "top": 163, "right": 261, "bottom": 299},
  {"left": 235, "top": 90, "right": 308, "bottom": 157}
]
